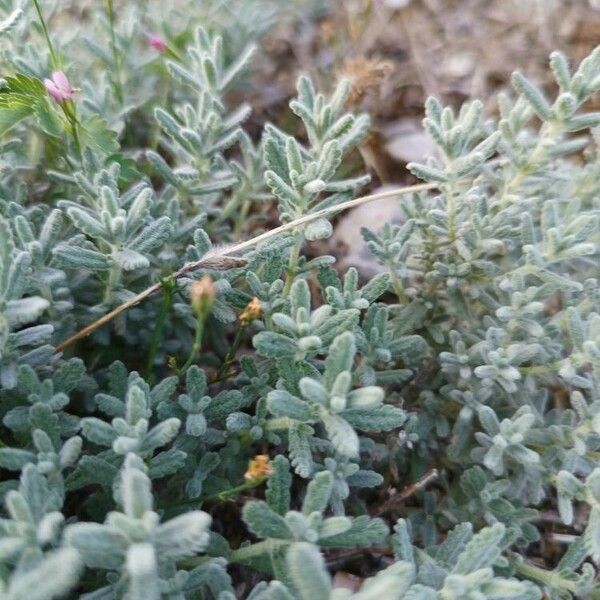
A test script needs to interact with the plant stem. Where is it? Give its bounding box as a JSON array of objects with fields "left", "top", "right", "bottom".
[
  {"left": 178, "top": 314, "right": 207, "bottom": 375},
  {"left": 160, "top": 477, "right": 267, "bottom": 517},
  {"left": 59, "top": 101, "right": 83, "bottom": 162},
  {"left": 145, "top": 277, "right": 175, "bottom": 380},
  {"left": 515, "top": 559, "right": 579, "bottom": 594},
  {"left": 70, "top": 117, "right": 82, "bottom": 159},
  {"left": 218, "top": 189, "right": 242, "bottom": 225},
  {"left": 103, "top": 255, "right": 122, "bottom": 304},
  {"left": 388, "top": 265, "right": 408, "bottom": 304},
  {"left": 499, "top": 121, "right": 561, "bottom": 207},
  {"left": 229, "top": 539, "right": 289, "bottom": 565},
  {"left": 265, "top": 417, "right": 297, "bottom": 431},
  {"left": 32, "top": 0, "right": 59, "bottom": 69},
  {"left": 206, "top": 477, "right": 267, "bottom": 502},
  {"left": 214, "top": 325, "right": 246, "bottom": 381},
  {"left": 283, "top": 233, "right": 301, "bottom": 295},
  {"left": 105, "top": 0, "right": 124, "bottom": 105},
  {"left": 234, "top": 197, "right": 252, "bottom": 238},
  {"left": 445, "top": 176, "right": 459, "bottom": 243},
  {"left": 370, "top": 469, "right": 438, "bottom": 516},
  {"left": 520, "top": 359, "right": 564, "bottom": 375},
  {"left": 149, "top": 77, "right": 169, "bottom": 150},
  {"left": 182, "top": 539, "right": 289, "bottom": 570}
]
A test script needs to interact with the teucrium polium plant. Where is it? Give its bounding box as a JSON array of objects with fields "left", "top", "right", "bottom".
[{"left": 0, "top": 1, "right": 599, "bottom": 598}]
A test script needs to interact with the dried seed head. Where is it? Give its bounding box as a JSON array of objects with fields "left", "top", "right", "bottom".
[
  {"left": 339, "top": 57, "right": 392, "bottom": 105},
  {"left": 198, "top": 255, "right": 248, "bottom": 270},
  {"left": 190, "top": 275, "right": 216, "bottom": 317},
  {"left": 196, "top": 244, "right": 248, "bottom": 270},
  {"left": 239, "top": 297, "right": 262, "bottom": 325},
  {"left": 244, "top": 454, "right": 273, "bottom": 481}
]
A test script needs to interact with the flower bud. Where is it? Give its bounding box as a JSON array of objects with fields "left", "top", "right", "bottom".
[
  {"left": 148, "top": 33, "right": 168, "bottom": 53},
  {"left": 239, "top": 297, "right": 262, "bottom": 325},
  {"left": 190, "top": 276, "right": 215, "bottom": 318},
  {"left": 244, "top": 454, "right": 273, "bottom": 481},
  {"left": 44, "top": 71, "right": 74, "bottom": 103}
]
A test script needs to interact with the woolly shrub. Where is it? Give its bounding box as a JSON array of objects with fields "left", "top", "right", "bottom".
[{"left": 0, "top": 1, "right": 599, "bottom": 598}]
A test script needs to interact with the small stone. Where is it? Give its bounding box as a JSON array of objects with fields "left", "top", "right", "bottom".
[
  {"left": 330, "top": 186, "right": 405, "bottom": 278},
  {"left": 385, "top": 118, "right": 437, "bottom": 164},
  {"left": 443, "top": 51, "right": 477, "bottom": 79}
]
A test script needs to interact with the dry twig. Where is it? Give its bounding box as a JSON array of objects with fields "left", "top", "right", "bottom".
[
  {"left": 324, "top": 470, "right": 441, "bottom": 570},
  {"left": 370, "top": 468, "right": 439, "bottom": 517},
  {"left": 56, "top": 182, "right": 437, "bottom": 352}
]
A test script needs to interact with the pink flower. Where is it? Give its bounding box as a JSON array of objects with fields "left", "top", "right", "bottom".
[
  {"left": 44, "top": 71, "right": 74, "bottom": 103},
  {"left": 148, "top": 34, "right": 168, "bottom": 53}
]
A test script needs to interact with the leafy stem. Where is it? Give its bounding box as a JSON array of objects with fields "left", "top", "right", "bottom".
[
  {"left": 31, "top": 0, "right": 60, "bottom": 69},
  {"left": 60, "top": 100, "right": 82, "bottom": 161},
  {"left": 283, "top": 232, "right": 302, "bottom": 295},
  {"left": 205, "top": 477, "right": 267, "bottom": 502},
  {"left": 229, "top": 539, "right": 289, "bottom": 564},
  {"left": 235, "top": 197, "right": 253, "bottom": 238},
  {"left": 177, "top": 312, "right": 207, "bottom": 376},
  {"left": 499, "top": 120, "right": 562, "bottom": 206},
  {"left": 145, "top": 276, "right": 176, "bottom": 381},
  {"left": 103, "top": 253, "right": 122, "bottom": 304},
  {"left": 388, "top": 264, "right": 408, "bottom": 304},
  {"left": 515, "top": 559, "right": 580, "bottom": 594},
  {"left": 214, "top": 325, "right": 247, "bottom": 381},
  {"left": 181, "top": 539, "right": 289, "bottom": 570},
  {"left": 160, "top": 477, "right": 268, "bottom": 518}
]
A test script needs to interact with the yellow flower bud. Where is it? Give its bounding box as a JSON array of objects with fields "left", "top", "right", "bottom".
[
  {"left": 239, "top": 297, "right": 262, "bottom": 325},
  {"left": 244, "top": 454, "right": 273, "bottom": 482},
  {"left": 190, "top": 276, "right": 216, "bottom": 318}
]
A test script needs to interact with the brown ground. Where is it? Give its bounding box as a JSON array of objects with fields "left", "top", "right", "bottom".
[{"left": 250, "top": 0, "right": 600, "bottom": 183}]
